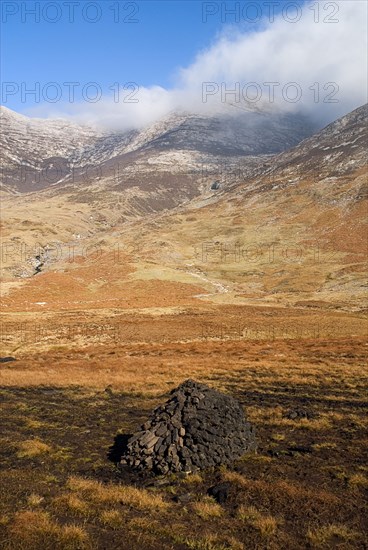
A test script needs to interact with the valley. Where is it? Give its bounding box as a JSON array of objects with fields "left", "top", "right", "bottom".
[{"left": 0, "top": 103, "right": 367, "bottom": 550}]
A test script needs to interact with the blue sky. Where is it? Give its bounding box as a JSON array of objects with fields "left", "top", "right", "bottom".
[
  {"left": 1, "top": 1, "right": 366, "bottom": 127},
  {"left": 2, "top": 0, "right": 292, "bottom": 113}
]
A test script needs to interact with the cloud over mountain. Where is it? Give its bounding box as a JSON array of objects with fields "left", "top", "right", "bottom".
[{"left": 26, "top": 0, "right": 367, "bottom": 130}]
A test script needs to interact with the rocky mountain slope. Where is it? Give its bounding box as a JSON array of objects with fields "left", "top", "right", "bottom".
[
  {"left": 122, "top": 110, "right": 316, "bottom": 156},
  {"left": 263, "top": 102, "right": 368, "bottom": 183},
  {"left": 112, "top": 103, "right": 368, "bottom": 311},
  {"left": 1, "top": 104, "right": 366, "bottom": 315},
  {"left": 1, "top": 106, "right": 316, "bottom": 196}
]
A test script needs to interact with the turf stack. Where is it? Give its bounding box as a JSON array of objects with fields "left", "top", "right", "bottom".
[{"left": 121, "top": 379, "right": 256, "bottom": 475}]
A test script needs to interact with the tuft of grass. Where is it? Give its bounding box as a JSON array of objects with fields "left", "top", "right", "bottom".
[
  {"left": 61, "top": 525, "right": 92, "bottom": 549},
  {"left": 26, "top": 494, "right": 44, "bottom": 507},
  {"left": 271, "top": 433, "right": 285, "bottom": 441},
  {"left": 223, "top": 538, "right": 244, "bottom": 550},
  {"left": 236, "top": 505, "right": 260, "bottom": 522},
  {"left": 126, "top": 516, "right": 163, "bottom": 547},
  {"left": 0, "top": 515, "right": 10, "bottom": 526},
  {"left": 6, "top": 510, "right": 91, "bottom": 550},
  {"left": 53, "top": 448, "right": 74, "bottom": 461},
  {"left": 17, "top": 439, "right": 52, "bottom": 458},
  {"left": 237, "top": 505, "right": 278, "bottom": 537},
  {"left": 25, "top": 419, "right": 45, "bottom": 429},
  {"left": 312, "top": 442, "right": 337, "bottom": 450},
  {"left": 183, "top": 473, "right": 203, "bottom": 484},
  {"left": 252, "top": 516, "right": 278, "bottom": 538},
  {"left": 52, "top": 494, "right": 90, "bottom": 517},
  {"left": 183, "top": 534, "right": 228, "bottom": 550},
  {"left": 182, "top": 533, "right": 244, "bottom": 550},
  {"left": 100, "top": 509, "right": 123, "bottom": 529},
  {"left": 300, "top": 416, "right": 332, "bottom": 430},
  {"left": 67, "top": 476, "right": 168, "bottom": 511},
  {"left": 221, "top": 470, "right": 249, "bottom": 488},
  {"left": 238, "top": 454, "right": 272, "bottom": 463},
  {"left": 348, "top": 473, "right": 368, "bottom": 487},
  {"left": 45, "top": 475, "right": 59, "bottom": 484},
  {"left": 192, "top": 497, "right": 223, "bottom": 519},
  {"left": 128, "top": 516, "right": 160, "bottom": 531},
  {"left": 307, "top": 524, "right": 358, "bottom": 547}
]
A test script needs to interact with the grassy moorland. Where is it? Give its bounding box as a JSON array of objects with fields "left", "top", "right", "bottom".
[
  {"left": 1, "top": 154, "right": 367, "bottom": 548},
  {"left": 1, "top": 333, "right": 367, "bottom": 550}
]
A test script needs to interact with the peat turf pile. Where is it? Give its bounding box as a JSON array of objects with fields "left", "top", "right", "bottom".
[{"left": 121, "top": 379, "right": 256, "bottom": 475}]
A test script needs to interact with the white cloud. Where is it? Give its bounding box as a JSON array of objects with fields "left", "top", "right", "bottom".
[{"left": 26, "top": 0, "right": 367, "bottom": 130}]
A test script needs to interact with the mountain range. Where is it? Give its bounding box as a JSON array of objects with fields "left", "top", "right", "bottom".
[
  {"left": 1, "top": 106, "right": 316, "bottom": 196},
  {"left": 0, "top": 103, "right": 367, "bottom": 321}
]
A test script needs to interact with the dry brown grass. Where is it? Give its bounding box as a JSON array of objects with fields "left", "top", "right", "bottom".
[
  {"left": 192, "top": 497, "right": 223, "bottom": 519},
  {"left": 312, "top": 441, "right": 337, "bottom": 450},
  {"left": 24, "top": 419, "right": 45, "bottom": 429},
  {"left": 127, "top": 516, "right": 161, "bottom": 532},
  {"left": 220, "top": 470, "right": 250, "bottom": 488},
  {"left": 52, "top": 494, "right": 90, "bottom": 518},
  {"left": 17, "top": 439, "right": 52, "bottom": 458},
  {"left": 307, "top": 523, "right": 358, "bottom": 547},
  {"left": 183, "top": 473, "right": 203, "bottom": 484},
  {"left": 181, "top": 533, "right": 245, "bottom": 550},
  {"left": 236, "top": 505, "right": 278, "bottom": 537},
  {"left": 5, "top": 511, "right": 91, "bottom": 550},
  {"left": 183, "top": 534, "right": 231, "bottom": 550},
  {"left": 2, "top": 338, "right": 366, "bottom": 396},
  {"left": 67, "top": 476, "right": 169, "bottom": 511},
  {"left": 348, "top": 473, "right": 368, "bottom": 488},
  {"left": 221, "top": 471, "right": 339, "bottom": 507},
  {"left": 249, "top": 406, "right": 334, "bottom": 430},
  {"left": 1, "top": 330, "right": 366, "bottom": 549},
  {"left": 99, "top": 509, "right": 124, "bottom": 529},
  {"left": 26, "top": 494, "right": 44, "bottom": 507}
]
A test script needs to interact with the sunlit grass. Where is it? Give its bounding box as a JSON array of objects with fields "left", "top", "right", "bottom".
[
  {"left": 6, "top": 511, "right": 92, "bottom": 550},
  {"left": 17, "top": 439, "right": 52, "bottom": 458},
  {"left": 307, "top": 523, "right": 358, "bottom": 547},
  {"left": 67, "top": 476, "right": 169, "bottom": 511},
  {"left": 192, "top": 497, "right": 223, "bottom": 519},
  {"left": 237, "top": 505, "right": 278, "bottom": 537}
]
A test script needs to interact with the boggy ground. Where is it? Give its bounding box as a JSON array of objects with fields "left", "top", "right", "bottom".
[{"left": 0, "top": 336, "right": 367, "bottom": 550}]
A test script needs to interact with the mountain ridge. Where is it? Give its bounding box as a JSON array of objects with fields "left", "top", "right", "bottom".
[
  {"left": 1, "top": 105, "right": 317, "bottom": 195},
  {"left": 1, "top": 103, "right": 367, "bottom": 313}
]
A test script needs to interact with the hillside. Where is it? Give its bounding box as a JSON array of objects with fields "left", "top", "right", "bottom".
[
  {"left": 121, "top": 104, "right": 367, "bottom": 312},
  {"left": 1, "top": 103, "right": 367, "bottom": 550},
  {"left": 0, "top": 105, "right": 367, "bottom": 338},
  {"left": 1, "top": 106, "right": 316, "bottom": 196}
]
